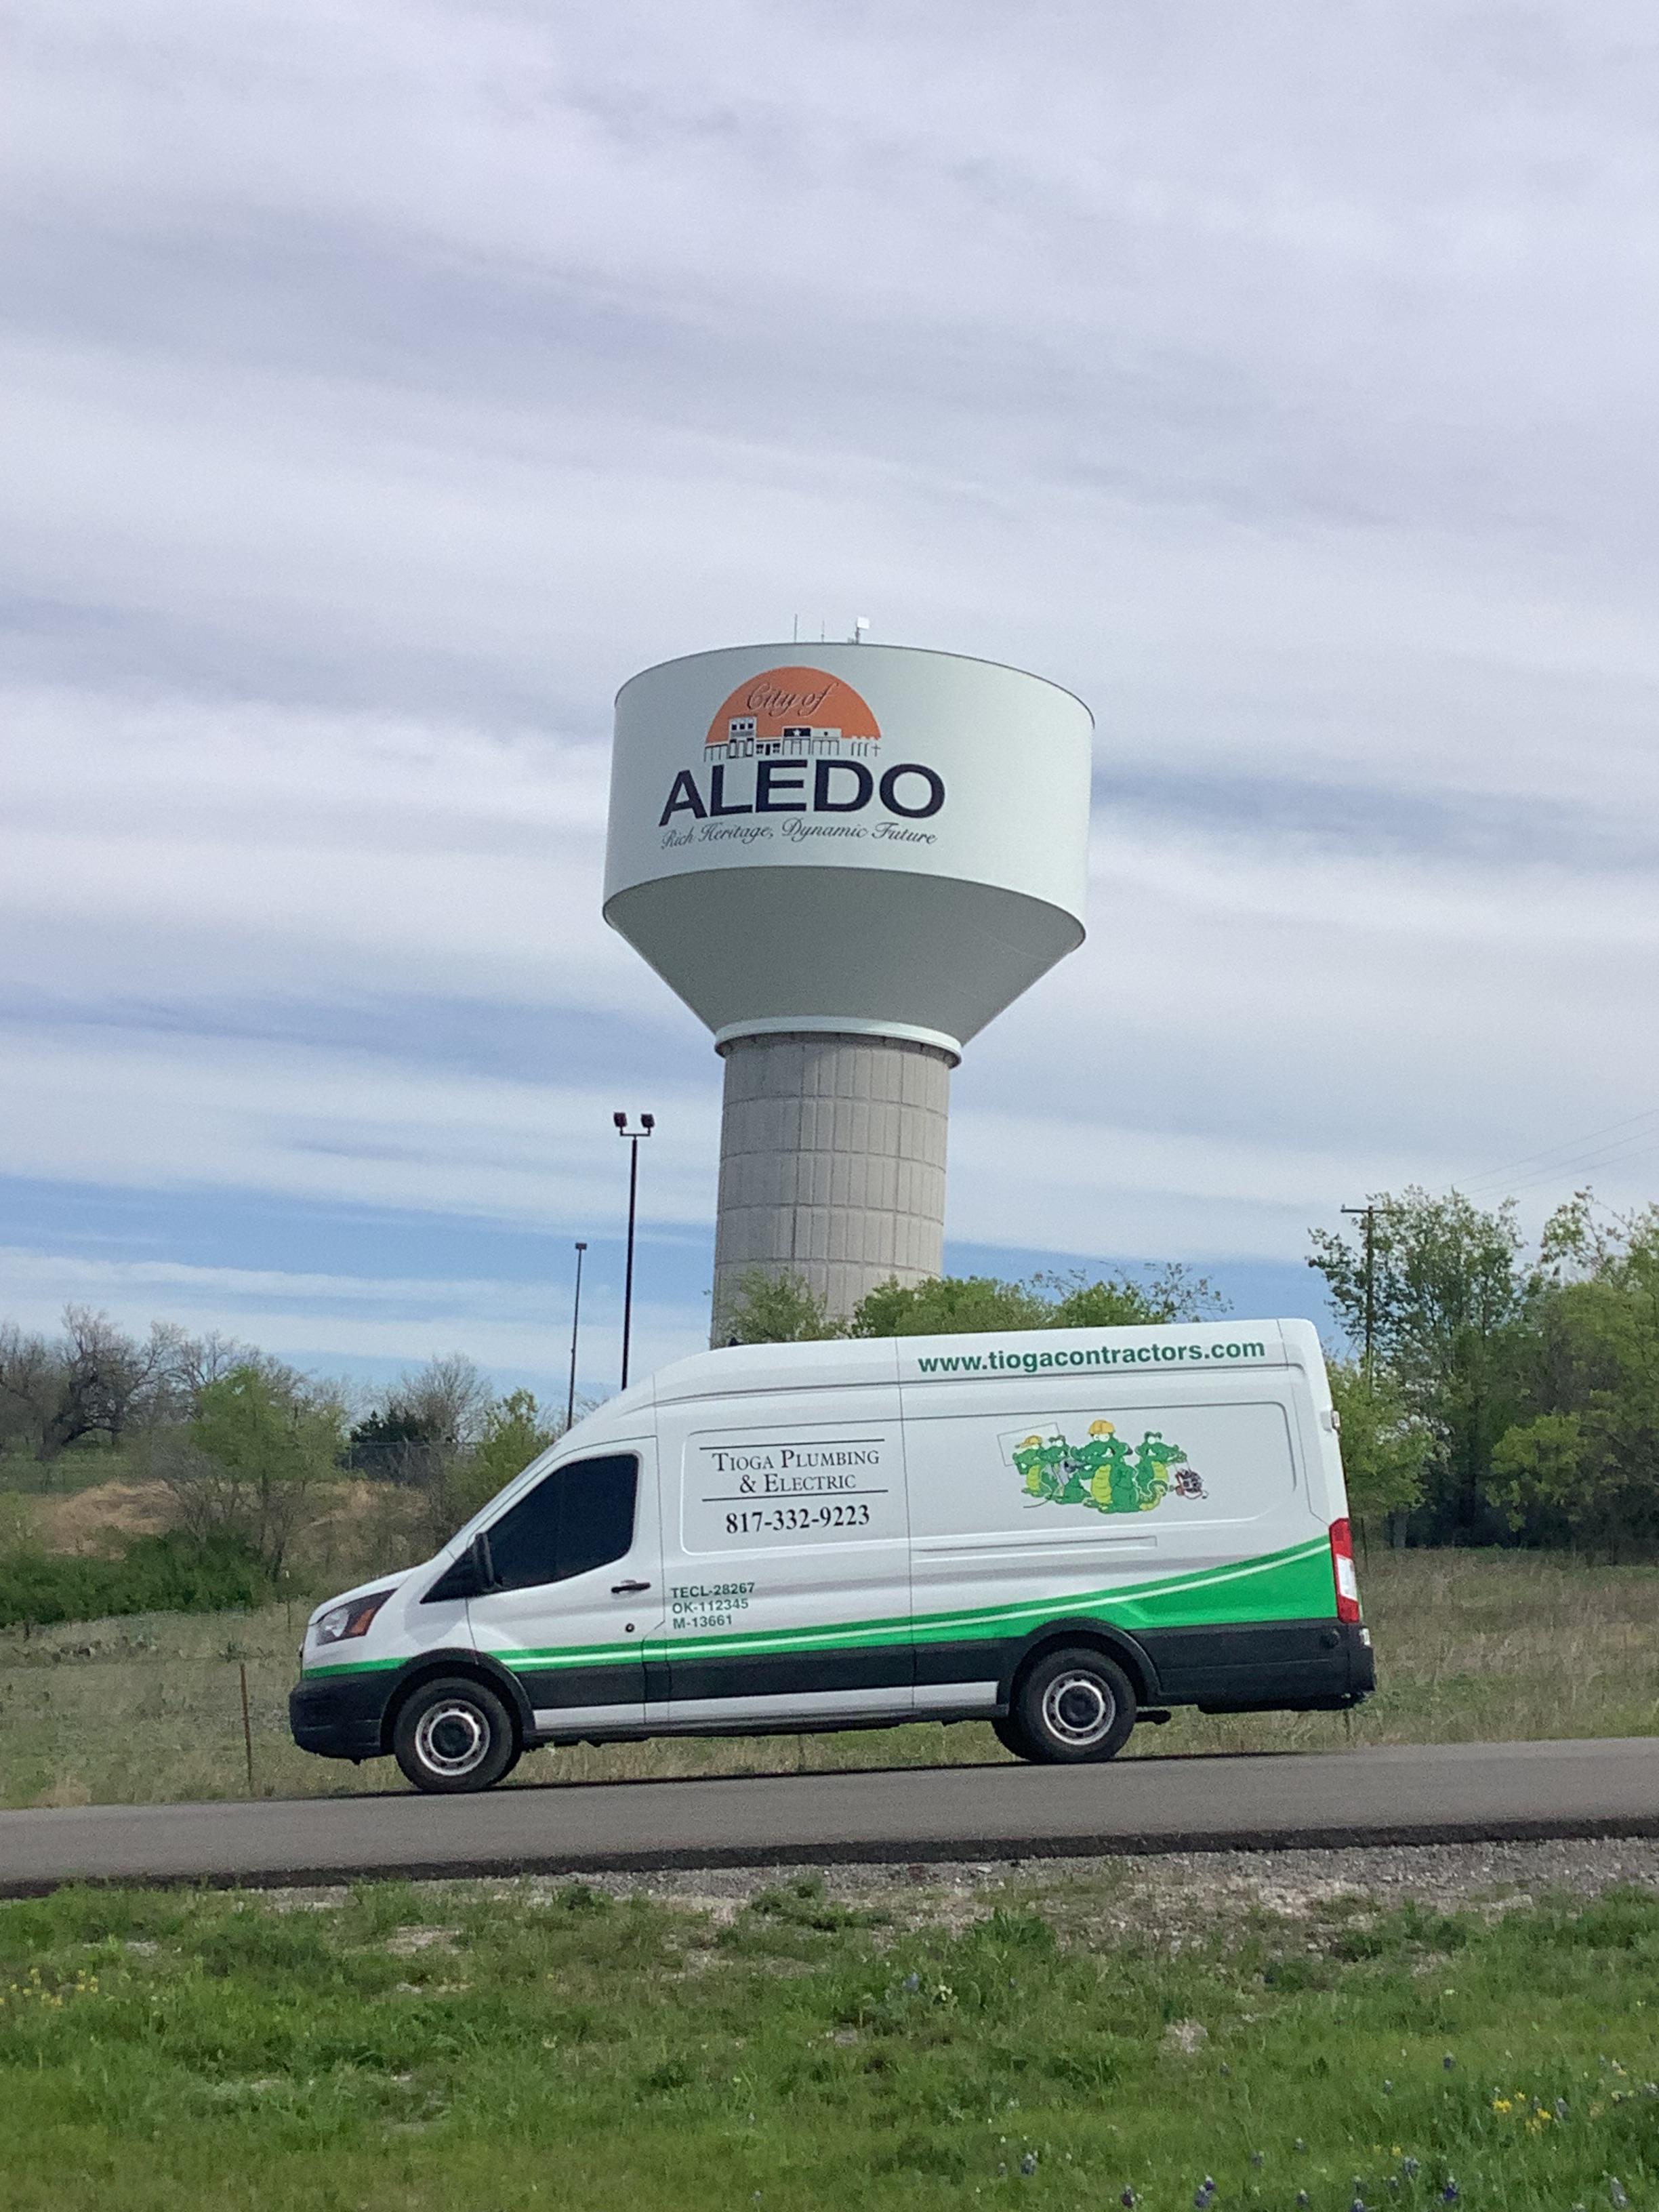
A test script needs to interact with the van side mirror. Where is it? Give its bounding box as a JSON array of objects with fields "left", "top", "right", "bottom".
[{"left": 421, "top": 1529, "right": 499, "bottom": 1605}]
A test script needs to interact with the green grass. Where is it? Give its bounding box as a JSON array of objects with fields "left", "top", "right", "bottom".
[
  {"left": 5, "top": 1547, "right": 1659, "bottom": 1809},
  {"left": 2, "top": 1866, "right": 1658, "bottom": 2209}
]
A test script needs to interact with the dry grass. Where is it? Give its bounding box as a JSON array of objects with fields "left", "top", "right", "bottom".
[
  {"left": 2, "top": 1548, "right": 1658, "bottom": 1809},
  {"left": 2, "top": 1465, "right": 436, "bottom": 1580}
]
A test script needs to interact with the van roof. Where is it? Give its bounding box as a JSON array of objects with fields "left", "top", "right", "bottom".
[{"left": 644, "top": 1317, "right": 1326, "bottom": 1406}]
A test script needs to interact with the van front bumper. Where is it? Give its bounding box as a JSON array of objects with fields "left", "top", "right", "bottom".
[{"left": 289, "top": 1672, "right": 390, "bottom": 1761}]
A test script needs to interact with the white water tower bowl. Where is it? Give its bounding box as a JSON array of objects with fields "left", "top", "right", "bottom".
[{"left": 603, "top": 642, "right": 1094, "bottom": 1336}]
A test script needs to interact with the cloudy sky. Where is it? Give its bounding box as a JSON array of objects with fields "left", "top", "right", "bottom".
[{"left": 5, "top": 1, "right": 1659, "bottom": 1397}]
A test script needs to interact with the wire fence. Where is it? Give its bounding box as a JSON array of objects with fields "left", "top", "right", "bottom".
[{"left": 0, "top": 1640, "right": 315, "bottom": 1802}]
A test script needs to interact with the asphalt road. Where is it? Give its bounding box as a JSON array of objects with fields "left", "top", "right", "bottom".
[{"left": 5, "top": 1737, "right": 1659, "bottom": 1894}]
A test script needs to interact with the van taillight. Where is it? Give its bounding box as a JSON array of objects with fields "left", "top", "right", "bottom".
[{"left": 1329, "top": 1517, "right": 1361, "bottom": 1624}]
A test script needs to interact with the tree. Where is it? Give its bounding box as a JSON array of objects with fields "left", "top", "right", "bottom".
[
  {"left": 1326, "top": 1361, "right": 1433, "bottom": 1532},
  {"left": 848, "top": 1275, "right": 1050, "bottom": 1337},
  {"left": 1490, "top": 1195, "right": 1659, "bottom": 1553},
  {"left": 163, "top": 1362, "right": 346, "bottom": 1578},
  {"left": 390, "top": 1353, "right": 495, "bottom": 1448},
  {"left": 0, "top": 1308, "right": 247, "bottom": 1462},
  {"left": 347, "top": 1353, "right": 495, "bottom": 1484},
  {"left": 1044, "top": 1265, "right": 1227, "bottom": 1330},
  {"left": 1309, "top": 1188, "right": 1527, "bottom": 1539},
  {"left": 445, "top": 1389, "right": 562, "bottom": 1525},
  {"left": 0, "top": 1323, "right": 58, "bottom": 1458},
  {"left": 713, "top": 1263, "right": 1227, "bottom": 1347},
  {"left": 851, "top": 1265, "right": 1223, "bottom": 1338},
  {"left": 714, "top": 1270, "right": 847, "bottom": 1345}
]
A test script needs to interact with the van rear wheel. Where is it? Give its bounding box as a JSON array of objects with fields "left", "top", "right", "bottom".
[
  {"left": 392, "top": 1677, "right": 520, "bottom": 1794},
  {"left": 1010, "top": 1647, "right": 1136, "bottom": 1764}
]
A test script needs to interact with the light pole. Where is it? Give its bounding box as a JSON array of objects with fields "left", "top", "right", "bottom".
[
  {"left": 565, "top": 1240, "right": 587, "bottom": 1431},
  {"left": 614, "top": 1112, "right": 654, "bottom": 1389}
]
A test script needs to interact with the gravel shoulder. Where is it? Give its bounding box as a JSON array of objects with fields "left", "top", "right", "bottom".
[{"left": 254, "top": 1830, "right": 1659, "bottom": 1925}]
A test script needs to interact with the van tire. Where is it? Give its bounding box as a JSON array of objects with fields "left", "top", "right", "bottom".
[
  {"left": 1009, "top": 1647, "right": 1136, "bottom": 1763},
  {"left": 991, "top": 1715, "right": 1036, "bottom": 1761},
  {"left": 392, "top": 1677, "right": 520, "bottom": 1794}
]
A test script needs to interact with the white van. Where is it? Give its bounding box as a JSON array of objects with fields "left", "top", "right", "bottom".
[{"left": 290, "top": 1319, "right": 1373, "bottom": 1793}]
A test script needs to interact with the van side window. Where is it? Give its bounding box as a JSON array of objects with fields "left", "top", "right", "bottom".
[{"left": 485, "top": 1454, "right": 638, "bottom": 1591}]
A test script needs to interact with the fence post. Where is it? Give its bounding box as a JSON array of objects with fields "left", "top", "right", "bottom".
[{"left": 239, "top": 1661, "right": 255, "bottom": 1796}]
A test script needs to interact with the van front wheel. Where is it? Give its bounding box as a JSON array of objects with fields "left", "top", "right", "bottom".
[
  {"left": 1010, "top": 1648, "right": 1136, "bottom": 1763},
  {"left": 392, "top": 1677, "right": 520, "bottom": 1794},
  {"left": 991, "top": 1715, "right": 1035, "bottom": 1761}
]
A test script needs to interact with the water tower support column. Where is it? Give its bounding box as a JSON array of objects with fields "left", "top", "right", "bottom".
[{"left": 711, "top": 1030, "right": 954, "bottom": 1337}]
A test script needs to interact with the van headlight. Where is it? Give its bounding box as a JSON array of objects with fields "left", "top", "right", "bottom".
[{"left": 312, "top": 1590, "right": 394, "bottom": 1647}]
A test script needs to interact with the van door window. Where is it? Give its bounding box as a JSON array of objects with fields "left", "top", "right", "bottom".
[{"left": 487, "top": 1454, "right": 638, "bottom": 1591}]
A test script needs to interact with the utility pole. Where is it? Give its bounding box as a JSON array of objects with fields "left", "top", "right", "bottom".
[
  {"left": 614, "top": 1113, "right": 655, "bottom": 1390},
  {"left": 565, "top": 1240, "right": 587, "bottom": 1431},
  {"left": 1340, "top": 1202, "right": 1398, "bottom": 1382}
]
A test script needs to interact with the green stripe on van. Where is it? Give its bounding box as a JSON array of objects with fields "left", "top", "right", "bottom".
[
  {"left": 646, "top": 1536, "right": 1332, "bottom": 1664},
  {"left": 301, "top": 1536, "right": 1336, "bottom": 1681}
]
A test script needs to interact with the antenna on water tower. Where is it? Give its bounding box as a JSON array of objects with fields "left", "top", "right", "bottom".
[{"left": 851, "top": 616, "right": 869, "bottom": 643}]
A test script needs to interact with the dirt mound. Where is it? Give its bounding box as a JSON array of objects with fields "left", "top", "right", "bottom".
[{"left": 39, "top": 1481, "right": 175, "bottom": 1554}]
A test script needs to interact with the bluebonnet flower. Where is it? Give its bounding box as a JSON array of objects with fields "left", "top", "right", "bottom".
[
  {"left": 1439, "top": 2182, "right": 1458, "bottom": 2204},
  {"left": 1019, "top": 2153, "right": 1037, "bottom": 2177},
  {"left": 1296, "top": 2194, "right": 1310, "bottom": 2209},
  {"left": 1250, "top": 2152, "right": 1265, "bottom": 2168},
  {"left": 1120, "top": 2191, "right": 1136, "bottom": 2208},
  {"left": 1294, "top": 2139, "right": 1308, "bottom": 2154},
  {"left": 902, "top": 1971, "right": 920, "bottom": 1992},
  {"left": 1609, "top": 2182, "right": 1628, "bottom": 2210},
  {"left": 1401, "top": 2159, "right": 1419, "bottom": 2180},
  {"left": 1443, "top": 2055, "right": 1456, "bottom": 2072}
]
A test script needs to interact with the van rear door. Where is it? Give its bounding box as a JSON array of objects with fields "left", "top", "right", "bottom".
[{"left": 655, "top": 1387, "right": 912, "bottom": 1729}]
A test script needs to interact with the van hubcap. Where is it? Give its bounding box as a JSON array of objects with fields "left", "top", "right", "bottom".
[
  {"left": 416, "top": 1700, "right": 491, "bottom": 1777},
  {"left": 1041, "top": 1671, "right": 1115, "bottom": 1748}
]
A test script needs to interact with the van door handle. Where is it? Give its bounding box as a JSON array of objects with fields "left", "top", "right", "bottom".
[{"left": 611, "top": 1578, "right": 651, "bottom": 1595}]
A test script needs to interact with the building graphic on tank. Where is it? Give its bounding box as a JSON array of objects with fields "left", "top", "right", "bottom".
[{"left": 605, "top": 643, "right": 1092, "bottom": 1334}]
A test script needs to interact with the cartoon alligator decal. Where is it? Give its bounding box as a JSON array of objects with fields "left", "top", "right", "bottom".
[{"left": 1012, "top": 1420, "right": 1206, "bottom": 1516}]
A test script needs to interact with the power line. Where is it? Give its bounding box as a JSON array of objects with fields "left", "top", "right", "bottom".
[
  {"left": 1458, "top": 1104, "right": 1659, "bottom": 1198},
  {"left": 1497, "top": 1136, "right": 1659, "bottom": 1204}
]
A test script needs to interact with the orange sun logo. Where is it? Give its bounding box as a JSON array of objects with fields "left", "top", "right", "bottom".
[{"left": 704, "top": 666, "right": 881, "bottom": 762}]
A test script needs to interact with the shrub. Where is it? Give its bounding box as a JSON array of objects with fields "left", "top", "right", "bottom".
[{"left": 0, "top": 1531, "right": 272, "bottom": 1630}]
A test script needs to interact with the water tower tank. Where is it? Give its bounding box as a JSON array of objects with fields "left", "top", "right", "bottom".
[{"left": 603, "top": 642, "right": 1092, "bottom": 1334}]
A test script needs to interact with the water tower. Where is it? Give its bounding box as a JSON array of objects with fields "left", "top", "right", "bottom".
[{"left": 603, "top": 642, "right": 1092, "bottom": 1335}]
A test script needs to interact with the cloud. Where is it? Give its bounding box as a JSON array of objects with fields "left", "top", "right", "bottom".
[
  {"left": 0, "top": 1017, "right": 720, "bottom": 1230},
  {"left": 3, "top": 3, "right": 1658, "bottom": 1365},
  {"left": 0, "top": 1244, "right": 708, "bottom": 1387}
]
